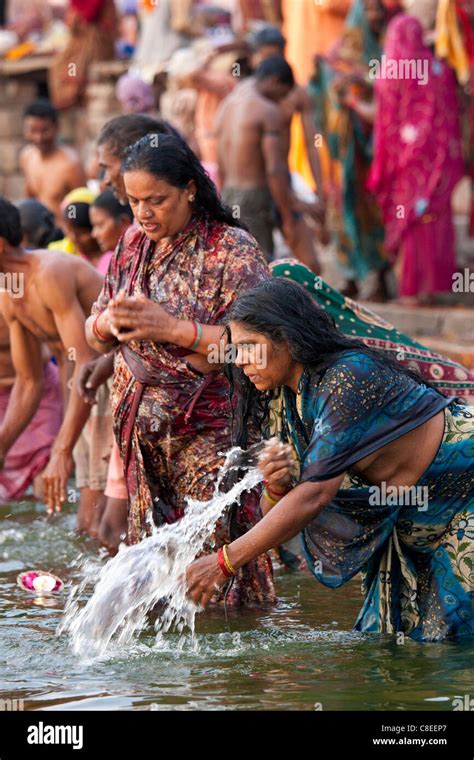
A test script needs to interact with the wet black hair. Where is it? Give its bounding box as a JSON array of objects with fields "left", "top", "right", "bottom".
[
  {"left": 225, "top": 278, "right": 444, "bottom": 448},
  {"left": 0, "top": 197, "right": 22, "bottom": 246},
  {"left": 254, "top": 55, "right": 294, "bottom": 87},
  {"left": 97, "top": 114, "right": 181, "bottom": 158},
  {"left": 16, "top": 198, "right": 63, "bottom": 248},
  {"left": 121, "top": 134, "right": 246, "bottom": 229},
  {"left": 91, "top": 189, "right": 133, "bottom": 222},
  {"left": 23, "top": 98, "right": 58, "bottom": 125}
]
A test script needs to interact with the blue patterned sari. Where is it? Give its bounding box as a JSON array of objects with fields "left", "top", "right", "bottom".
[{"left": 273, "top": 350, "right": 473, "bottom": 641}]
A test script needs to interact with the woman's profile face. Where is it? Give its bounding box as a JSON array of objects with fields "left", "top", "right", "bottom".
[
  {"left": 123, "top": 170, "right": 196, "bottom": 242},
  {"left": 90, "top": 206, "right": 124, "bottom": 252},
  {"left": 230, "top": 321, "right": 300, "bottom": 392}
]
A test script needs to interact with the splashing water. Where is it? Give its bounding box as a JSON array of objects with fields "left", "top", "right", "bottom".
[{"left": 58, "top": 447, "right": 263, "bottom": 660}]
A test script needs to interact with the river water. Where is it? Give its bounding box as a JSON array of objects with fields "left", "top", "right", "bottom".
[{"left": 0, "top": 500, "right": 472, "bottom": 711}]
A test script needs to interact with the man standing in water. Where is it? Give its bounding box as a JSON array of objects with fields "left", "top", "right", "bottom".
[
  {"left": 0, "top": 198, "right": 103, "bottom": 529},
  {"left": 20, "top": 99, "right": 86, "bottom": 223},
  {"left": 217, "top": 55, "right": 298, "bottom": 262}
]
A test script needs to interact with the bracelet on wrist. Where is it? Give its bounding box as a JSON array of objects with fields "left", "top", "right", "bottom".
[
  {"left": 262, "top": 487, "right": 280, "bottom": 507},
  {"left": 92, "top": 312, "right": 112, "bottom": 344},
  {"left": 187, "top": 321, "right": 202, "bottom": 351},
  {"left": 217, "top": 546, "right": 233, "bottom": 577},
  {"left": 222, "top": 544, "right": 236, "bottom": 575}
]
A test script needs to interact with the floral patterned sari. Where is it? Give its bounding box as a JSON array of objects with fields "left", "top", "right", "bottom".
[{"left": 92, "top": 214, "right": 275, "bottom": 606}]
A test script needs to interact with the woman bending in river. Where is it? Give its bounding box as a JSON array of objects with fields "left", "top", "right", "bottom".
[{"left": 186, "top": 277, "right": 473, "bottom": 641}]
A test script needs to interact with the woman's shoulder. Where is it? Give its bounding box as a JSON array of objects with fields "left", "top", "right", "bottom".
[
  {"left": 326, "top": 349, "right": 381, "bottom": 376},
  {"left": 209, "top": 220, "right": 267, "bottom": 262}
]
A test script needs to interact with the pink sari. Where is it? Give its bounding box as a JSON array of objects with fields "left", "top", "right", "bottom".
[{"left": 367, "top": 14, "right": 464, "bottom": 297}]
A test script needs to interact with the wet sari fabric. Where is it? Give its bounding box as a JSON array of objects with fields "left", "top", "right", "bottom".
[
  {"left": 92, "top": 215, "right": 275, "bottom": 606},
  {"left": 269, "top": 262, "right": 473, "bottom": 641}
]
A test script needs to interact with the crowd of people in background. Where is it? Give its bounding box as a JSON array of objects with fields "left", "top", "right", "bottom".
[
  {"left": 0, "top": 0, "right": 472, "bottom": 639},
  {"left": 1, "top": 0, "right": 473, "bottom": 301}
]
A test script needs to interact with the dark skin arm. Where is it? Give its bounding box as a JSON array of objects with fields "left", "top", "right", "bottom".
[
  {"left": 77, "top": 352, "right": 114, "bottom": 405},
  {"left": 185, "top": 474, "right": 344, "bottom": 607},
  {"left": 40, "top": 268, "right": 97, "bottom": 513},
  {"left": 0, "top": 297, "right": 44, "bottom": 463},
  {"left": 261, "top": 107, "right": 297, "bottom": 247}
]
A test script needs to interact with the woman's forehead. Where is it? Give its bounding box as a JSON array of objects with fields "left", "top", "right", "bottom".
[
  {"left": 229, "top": 322, "right": 265, "bottom": 342},
  {"left": 123, "top": 170, "right": 173, "bottom": 195}
]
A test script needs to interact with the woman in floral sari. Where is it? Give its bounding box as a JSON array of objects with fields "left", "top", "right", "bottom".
[
  {"left": 186, "top": 275, "right": 473, "bottom": 641},
  {"left": 86, "top": 134, "right": 274, "bottom": 606}
]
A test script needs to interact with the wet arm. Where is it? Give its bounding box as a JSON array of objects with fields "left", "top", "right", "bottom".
[
  {"left": 44, "top": 280, "right": 97, "bottom": 454},
  {"left": 227, "top": 476, "right": 344, "bottom": 569},
  {"left": 0, "top": 312, "right": 44, "bottom": 456}
]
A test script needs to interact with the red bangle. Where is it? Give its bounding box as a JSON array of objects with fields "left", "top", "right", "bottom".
[
  {"left": 266, "top": 484, "right": 290, "bottom": 499},
  {"left": 217, "top": 547, "right": 233, "bottom": 578},
  {"left": 92, "top": 312, "right": 111, "bottom": 343},
  {"left": 187, "top": 320, "right": 198, "bottom": 349}
]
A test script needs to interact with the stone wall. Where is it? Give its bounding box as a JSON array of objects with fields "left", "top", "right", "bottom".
[
  {"left": 0, "top": 58, "right": 128, "bottom": 202},
  {"left": 0, "top": 74, "right": 38, "bottom": 201}
]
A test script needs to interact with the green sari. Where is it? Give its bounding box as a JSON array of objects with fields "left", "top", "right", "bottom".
[{"left": 308, "top": 0, "right": 388, "bottom": 281}]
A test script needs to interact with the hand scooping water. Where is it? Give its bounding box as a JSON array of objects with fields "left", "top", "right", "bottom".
[{"left": 58, "top": 445, "right": 264, "bottom": 660}]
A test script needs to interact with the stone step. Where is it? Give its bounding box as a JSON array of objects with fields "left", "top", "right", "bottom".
[{"left": 361, "top": 302, "right": 474, "bottom": 344}]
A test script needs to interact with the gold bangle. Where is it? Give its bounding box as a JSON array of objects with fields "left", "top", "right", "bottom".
[
  {"left": 262, "top": 486, "right": 280, "bottom": 507},
  {"left": 222, "top": 544, "right": 236, "bottom": 575}
]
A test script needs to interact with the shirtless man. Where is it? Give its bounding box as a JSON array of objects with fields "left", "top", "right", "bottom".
[
  {"left": 248, "top": 27, "right": 326, "bottom": 268},
  {"left": 250, "top": 26, "right": 325, "bottom": 213},
  {"left": 0, "top": 197, "right": 103, "bottom": 525},
  {"left": 216, "top": 55, "right": 297, "bottom": 262},
  {"left": 20, "top": 99, "right": 86, "bottom": 224}
]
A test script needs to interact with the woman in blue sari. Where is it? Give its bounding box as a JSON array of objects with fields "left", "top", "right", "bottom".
[{"left": 186, "top": 277, "right": 473, "bottom": 641}]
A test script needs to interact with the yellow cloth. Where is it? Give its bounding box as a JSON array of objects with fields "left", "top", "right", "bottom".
[
  {"left": 62, "top": 187, "right": 97, "bottom": 206},
  {"left": 288, "top": 114, "right": 332, "bottom": 196},
  {"left": 48, "top": 237, "right": 77, "bottom": 255},
  {"left": 288, "top": 114, "right": 315, "bottom": 191},
  {"left": 435, "top": 0, "right": 469, "bottom": 85}
]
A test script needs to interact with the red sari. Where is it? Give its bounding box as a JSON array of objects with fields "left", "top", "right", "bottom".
[{"left": 92, "top": 214, "right": 275, "bottom": 606}]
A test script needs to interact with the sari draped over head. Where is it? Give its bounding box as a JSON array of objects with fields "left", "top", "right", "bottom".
[
  {"left": 367, "top": 14, "right": 464, "bottom": 296},
  {"left": 92, "top": 214, "right": 275, "bottom": 606},
  {"left": 268, "top": 261, "right": 474, "bottom": 641},
  {"left": 308, "top": 0, "right": 390, "bottom": 282}
]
